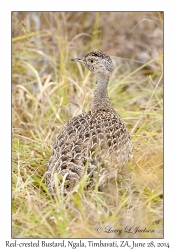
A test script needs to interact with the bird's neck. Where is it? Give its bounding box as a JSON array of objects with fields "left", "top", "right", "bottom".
[{"left": 91, "top": 71, "right": 115, "bottom": 112}]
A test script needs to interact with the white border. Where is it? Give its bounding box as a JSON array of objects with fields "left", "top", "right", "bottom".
[{"left": 1, "top": 1, "right": 175, "bottom": 249}]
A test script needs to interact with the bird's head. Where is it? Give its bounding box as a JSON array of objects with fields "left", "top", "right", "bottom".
[{"left": 71, "top": 51, "right": 113, "bottom": 75}]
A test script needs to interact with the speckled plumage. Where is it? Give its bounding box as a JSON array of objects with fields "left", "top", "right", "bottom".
[{"left": 46, "top": 51, "right": 132, "bottom": 194}]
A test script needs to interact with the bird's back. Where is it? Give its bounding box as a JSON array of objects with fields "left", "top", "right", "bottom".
[{"left": 46, "top": 108, "right": 132, "bottom": 194}]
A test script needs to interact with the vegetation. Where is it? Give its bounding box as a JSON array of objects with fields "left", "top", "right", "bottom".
[{"left": 12, "top": 12, "right": 163, "bottom": 238}]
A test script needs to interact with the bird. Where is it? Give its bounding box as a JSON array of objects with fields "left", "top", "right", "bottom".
[{"left": 45, "top": 51, "right": 132, "bottom": 194}]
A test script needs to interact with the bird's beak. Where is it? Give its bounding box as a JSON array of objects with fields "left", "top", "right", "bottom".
[{"left": 71, "top": 57, "right": 83, "bottom": 63}]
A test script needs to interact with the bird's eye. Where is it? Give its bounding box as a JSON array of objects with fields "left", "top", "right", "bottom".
[{"left": 90, "top": 60, "right": 93, "bottom": 63}]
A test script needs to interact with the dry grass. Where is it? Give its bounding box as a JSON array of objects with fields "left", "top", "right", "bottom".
[{"left": 12, "top": 12, "right": 163, "bottom": 238}]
